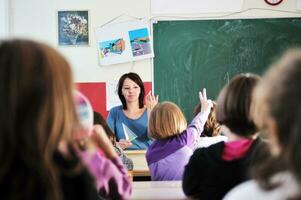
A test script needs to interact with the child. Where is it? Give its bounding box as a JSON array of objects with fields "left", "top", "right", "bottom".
[
  {"left": 146, "top": 89, "right": 212, "bottom": 181},
  {"left": 0, "top": 39, "right": 99, "bottom": 200},
  {"left": 182, "top": 74, "right": 262, "bottom": 200},
  {"left": 193, "top": 101, "right": 227, "bottom": 148},
  {"left": 74, "top": 91, "right": 132, "bottom": 200},
  {"left": 94, "top": 111, "right": 134, "bottom": 171},
  {"left": 224, "top": 49, "right": 301, "bottom": 200}
]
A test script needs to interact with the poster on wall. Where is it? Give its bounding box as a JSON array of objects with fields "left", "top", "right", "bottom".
[
  {"left": 95, "top": 19, "right": 154, "bottom": 66},
  {"left": 58, "top": 10, "right": 89, "bottom": 46}
]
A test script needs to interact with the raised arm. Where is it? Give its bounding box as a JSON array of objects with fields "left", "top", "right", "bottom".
[
  {"left": 199, "top": 88, "right": 212, "bottom": 115},
  {"left": 82, "top": 125, "right": 132, "bottom": 199},
  {"left": 186, "top": 89, "right": 213, "bottom": 146},
  {"left": 145, "top": 91, "right": 159, "bottom": 117}
]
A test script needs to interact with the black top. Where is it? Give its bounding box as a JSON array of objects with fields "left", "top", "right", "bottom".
[
  {"left": 1, "top": 151, "right": 101, "bottom": 200},
  {"left": 182, "top": 138, "right": 261, "bottom": 200}
]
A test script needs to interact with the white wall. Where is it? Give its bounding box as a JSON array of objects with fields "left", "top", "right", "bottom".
[
  {"left": 0, "top": 0, "right": 9, "bottom": 38},
  {"left": 9, "top": 0, "right": 301, "bottom": 82},
  {"left": 10, "top": 0, "right": 151, "bottom": 82}
]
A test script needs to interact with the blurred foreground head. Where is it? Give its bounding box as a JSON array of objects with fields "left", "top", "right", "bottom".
[
  {"left": 253, "top": 49, "right": 301, "bottom": 178},
  {"left": 0, "top": 39, "right": 79, "bottom": 199}
]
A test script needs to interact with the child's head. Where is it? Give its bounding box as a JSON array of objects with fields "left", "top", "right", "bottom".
[
  {"left": 216, "top": 73, "right": 260, "bottom": 137},
  {"left": 93, "top": 111, "right": 116, "bottom": 145},
  {"left": 254, "top": 49, "right": 301, "bottom": 160},
  {"left": 148, "top": 101, "right": 187, "bottom": 140},
  {"left": 0, "top": 39, "right": 78, "bottom": 151},
  {"left": 193, "top": 101, "right": 220, "bottom": 137},
  {"left": 74, "top": 91, "right": 94, "bottom": 138},
  {"left": 0, "top": 39, "right": 78, "bottom": 199}
]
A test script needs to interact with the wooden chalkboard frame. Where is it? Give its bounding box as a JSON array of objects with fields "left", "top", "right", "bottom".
[{"left": 153, "top": 18, "right": 301, "bottom": 122}]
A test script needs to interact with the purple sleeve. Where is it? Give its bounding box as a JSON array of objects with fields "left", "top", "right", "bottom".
[
  {"left": 79, "top": 151, "right": 132, "bottom": 199},
  {"left": 186, "top": 111, "right": 210, "bottom": 148}
]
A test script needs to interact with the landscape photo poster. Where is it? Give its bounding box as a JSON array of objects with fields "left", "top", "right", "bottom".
[
  {"left": 58, "top": 10, "right": 89, "bottom": 46},
  {"left": 95, "top": 19, "right": 154, "bottom": 66}
]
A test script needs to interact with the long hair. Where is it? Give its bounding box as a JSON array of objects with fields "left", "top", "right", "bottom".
[
  {"left": 251, "top": 49, "right": 301, "bottom": 199},
  {"left": 93, "top": 111, "right": 117, "bottom": 145},
  {"left": 193, "top": 101, "right": 221, "bottom": 137},
  {"left": 117, "top": 72, "right": 145, "bottom": 109},
  {"left": 216, "top": 73, "right": 260, "bottom": 137},
  {"left": 0, "top": 39, "right": 79, "bottom": 200}
]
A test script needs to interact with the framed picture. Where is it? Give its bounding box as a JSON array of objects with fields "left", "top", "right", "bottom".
[
  {"left": 58, "top": 10, "right": 89, "bottom": 46},
  {"left": 95, "top": 19, "right": 154, "bottom": 66}
]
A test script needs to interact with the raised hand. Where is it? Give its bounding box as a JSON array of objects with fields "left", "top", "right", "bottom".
[
  {"left": 199, "top": 88, "right": 213, "bottom": 114},
  {"left": 145, "top": 91, "right": 159, "bottom": 111}
]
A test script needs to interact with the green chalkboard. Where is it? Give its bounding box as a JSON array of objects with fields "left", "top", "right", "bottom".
[{"left": 153, "top": 18, "right": 301, "bottom": 122}]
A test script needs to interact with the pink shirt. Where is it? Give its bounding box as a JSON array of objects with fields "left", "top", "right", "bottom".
[
  {"left": 222, "top": 138, "right": 254, "bottom": 161},
  {"left": 78, "top": 150, "right": 132, "bottom": 199}
]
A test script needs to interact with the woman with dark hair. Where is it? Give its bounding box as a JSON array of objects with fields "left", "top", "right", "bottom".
[
  {"left": 182, "top": 74, "right": 262, "bottom": 200},
  {"left": 107, "top": 72, "right": 158, "bottom": 150},
  {"left": 0, "top": 39, "right": 100, "bottom": 200},
  {"left": 224, "top": 49, "right": 301, "bottom": 200}
]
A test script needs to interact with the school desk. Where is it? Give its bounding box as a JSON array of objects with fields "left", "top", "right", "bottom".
[
  {"left": 131, "top": 181, "right": 187, "bottom": 200},
  {"left": 125, "top": 150, "right": 150, "bottom": 177}
]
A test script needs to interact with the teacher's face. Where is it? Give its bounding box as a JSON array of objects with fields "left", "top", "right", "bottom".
[{"left": 122, "top": 78, "right": 141, "bottom": 103}]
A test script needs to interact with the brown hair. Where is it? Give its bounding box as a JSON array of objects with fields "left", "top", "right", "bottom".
[
  {"left": 148, "top": 101, "right": 187, "bottom": 140},
  {"left": 0, "top": 39, "right": 79, "bottom": 200},
  {"left": 117, "top": 72, "right": 145, "bottom": 109},
  {"left": 251, "top": 49, "right": 301, "bottom": 199},
  {"left": 193, "top": 101, "right": 221, "bottom": 137},
  {"left": 93, "top": 111, "right": 116, "bottom": 145},
  {"left": 216, "top": 73, "right": 260, "bottom": 137}
]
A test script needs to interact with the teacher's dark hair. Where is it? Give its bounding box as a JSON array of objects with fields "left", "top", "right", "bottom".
[{"left": 117, "top": 72, "right": 145, "bottom": 109}]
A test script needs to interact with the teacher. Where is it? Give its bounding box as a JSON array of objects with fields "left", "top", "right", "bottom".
[{"left": 107, "top": 72, "right": 158, "bottom": 150}]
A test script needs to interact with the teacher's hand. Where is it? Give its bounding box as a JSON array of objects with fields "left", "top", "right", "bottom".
[
  {"left": 145, "top": 91, "right": 159, "bottom": 111},
  {"left": 118, "top": 139, "right": 133, "bottom": 150}
]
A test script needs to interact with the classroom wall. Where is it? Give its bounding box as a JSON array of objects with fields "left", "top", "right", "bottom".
[
  {"left": 5, "top": 0, "right": 301, "bottom": 116},
  {"left": 9, "top": 0, "right": 152, "bottom": 82},
  {"left": 7, "top": 0, "right": 300, "bottom": 83},
  {"left": 0, "top": 0, "right": 9, "bottom": 38}
]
